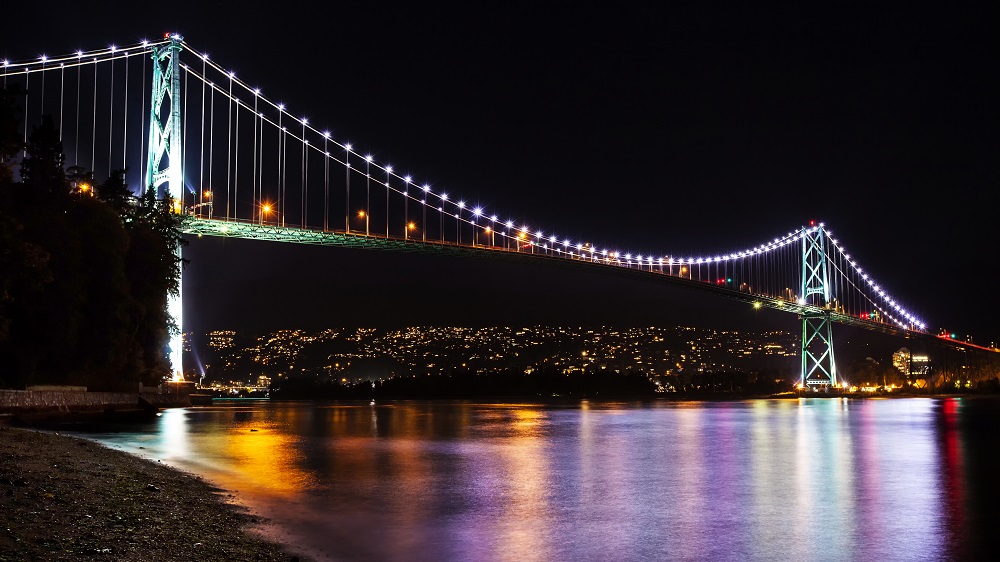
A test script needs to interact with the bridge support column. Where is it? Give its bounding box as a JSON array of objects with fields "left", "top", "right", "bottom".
[
  {"left": 146, "top": 35, "right": 185, "bottom": 380},
  {"left": 799, "top": 224, "right": 838, "bottom": 389},
  {"left": 801, "top": 312, "right": 838, "bottom": 388}
]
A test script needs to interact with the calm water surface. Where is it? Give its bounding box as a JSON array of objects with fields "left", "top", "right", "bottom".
[{"left": 70, "top": 397, "right": 1000, "bottom": 561}]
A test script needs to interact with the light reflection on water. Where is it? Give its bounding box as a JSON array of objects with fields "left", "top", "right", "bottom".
[{"left": 72, "top": 397, "right": 1000, "bottom": 562}]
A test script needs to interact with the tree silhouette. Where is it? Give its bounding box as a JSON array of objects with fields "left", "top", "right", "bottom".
[{"left": 1, "top": 84, "right": 187, "bottom": 390}]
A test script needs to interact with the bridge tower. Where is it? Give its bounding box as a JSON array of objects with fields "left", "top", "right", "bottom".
[
  {"left": 145, "top": 34, "right": 185, "bottom": 380},
  {"left": 799, "top": 223, "right": 838, "bottom": 388}
]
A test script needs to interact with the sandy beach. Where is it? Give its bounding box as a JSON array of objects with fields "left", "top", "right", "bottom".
[{"left": 0, "top": 424, "right": 311, "bottom": 561}]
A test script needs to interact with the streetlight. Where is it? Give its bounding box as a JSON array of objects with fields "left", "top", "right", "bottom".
[
  {"left": 203, "top": 190, "right": 213, "bottom": 219},
  {"left": 260, "top": 202, "right": 273, "bottom": 225}
]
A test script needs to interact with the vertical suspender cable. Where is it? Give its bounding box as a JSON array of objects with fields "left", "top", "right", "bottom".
[
  {"left": 40, "top": 61, "right": 45, "bottom": 125},
  {"left": 209, "top": 83, "right": 215, "bottom": 213},
  {"left": 226, "top": 74, "right": 232, "bottom": 220},
  {"left": 200, "top": 57, "right": 206, "bottom": 209},
  {"left": 59, "top": 64, "right": 64, "bottom": 141},
  {"left": 324, "top": 137, "right": 329, "bottom": 231},
  {"left": 22, "top": 69, "right": 28, "bottom": 158},
  {"left": 252, "top": 92, "right": 258, "bottom": 220},
  {"left": 91, "top": 58, "right": 97, "bottom": 174},
  {"left": 345, "top": 149, "right": 350, "bottom": 232},
  {"left": 109, "top": 53, "right": 114, "bottom": 176},
  {"left": 140, "top": 52, "right": 147, "bottom": 190},
  {"left": 254, "top": 104, "right": 264, "bottom": 224},
  {"left": 366, "top": 159, "right": 370, "bottom": 236},
  {"left": 182, "top": 66, "right": 190, "bottom": 203},
  {"left": 840, "top": 248, "right": 846, "bottom": 314},
  {"left": 281, "top": 114, "right": 286, "bottom": 227},
  {"left": 301, "top": 121, "right": 306, "bottom": 227},
  {"left": 122, "top": 53, "right": 129, "bottom": 171},
  {"left": 303, "top": 125, "right": 308, "bottom": 228},
  {"left": 234, "top": 92, "right": 240, "bottom": 222},
  {"left": 274, "top": 109, "right": 285, "bottom": 224},
  {"left": 75, "top": 59, "right": 81, "bottom": 166}
]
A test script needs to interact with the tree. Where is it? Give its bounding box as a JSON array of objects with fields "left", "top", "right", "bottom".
[
  {"left": 97, "top": 168, "right": 134, "bottom": 216},
  {"left": 18, "top": 115, "right": 66, "bottom": 196},
  {"left": 0, "top": 86, "right": 188, "bottom": 390},
  {"left": 124, "top": 188, "right": 187, "bottom": 385},
  {"left": 0, "top": 85, "right": 24, "bottom": 185}
]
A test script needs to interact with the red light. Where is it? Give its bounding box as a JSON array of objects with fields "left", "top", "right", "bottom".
[
  {"left": 164, "top": 33, "right": 170, "bottom": 38},
  {"left": 809, "top": 220, "right": 815, "bottom": 226}
]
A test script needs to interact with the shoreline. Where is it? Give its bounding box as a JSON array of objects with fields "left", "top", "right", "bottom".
[{"left": 0, "top": 424, "right": 311, "bottom": 561}]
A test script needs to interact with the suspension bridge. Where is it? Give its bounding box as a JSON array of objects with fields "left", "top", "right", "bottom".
[{"left": 3, "top": 34, "right": 991, "bottom": 389}]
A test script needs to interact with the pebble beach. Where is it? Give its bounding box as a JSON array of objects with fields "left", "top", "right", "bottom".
[{"left": 0, "top": 425, "right": 310, "bottom": 561}]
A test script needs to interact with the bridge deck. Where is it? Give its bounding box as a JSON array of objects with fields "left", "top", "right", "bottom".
[{"left": 180, "top": 217, "right": 923, "bottom": 340}]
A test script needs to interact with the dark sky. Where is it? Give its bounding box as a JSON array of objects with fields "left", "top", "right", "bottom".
[{"left": 7, "top": 2, "right": 999, "bottom": 345}]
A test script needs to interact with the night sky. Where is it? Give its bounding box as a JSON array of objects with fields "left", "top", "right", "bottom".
[{"left": 6, "top": 3, "right": 998, "bottom": 346}]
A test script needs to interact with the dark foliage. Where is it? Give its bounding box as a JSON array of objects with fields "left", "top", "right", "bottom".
[{"left": 0, "top": 86, "right": 185, "bottom": 390}]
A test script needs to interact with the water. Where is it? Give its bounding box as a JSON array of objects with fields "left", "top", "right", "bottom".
[{"left": 67, "top": 397, "right": 1000, "bottom": 561}]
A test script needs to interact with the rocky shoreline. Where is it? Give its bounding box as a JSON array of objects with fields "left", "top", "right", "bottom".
[{"left": 0, "top": 424, "right": 310, "bottom": 561}]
